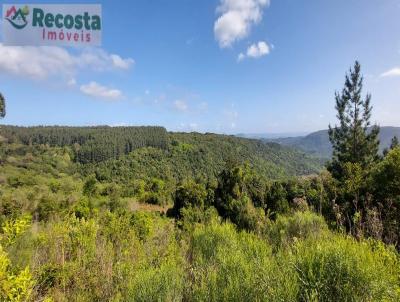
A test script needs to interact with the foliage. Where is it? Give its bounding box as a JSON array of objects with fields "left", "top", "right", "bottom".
[
  {"left": 0, "top": 93, "right": 5, "bottom": 119},
  {"left": 268, "top": 211, "right": 328, "bottom": 250},
  {"left": 0, "top": 126, "right": 169, "bottom": 164},
  {"left": 170, "top": 180, "right": 208, "bottom": 218},
  {"left": 0, "top": 126, "right": 322, "bottom": 180},
  {"left": 369, "top": 147, "right": 400, "bottom": 245},
  {"left": 292, "top": 235, "right": 400, "bottom": 301},
  {"left": 186, "top": 219, "right": 298, "bottom": 301},
  {"left": 328, "top": 61, "right": 379, "bottom": 179},
  {"left": 0, "top": 245, "right": 34, "bottom": 302},
  {"left": 0, "top": 122, "right": 400, "bottom": 301},
  {"left": 214, "top": 164, "right": 267, "bottom": 231},
  {"left": 266, "top": 126, "right": 400, "bottom": 159},
  {"left": 1, "top": 215, "right": 31, "bottom": 246}
]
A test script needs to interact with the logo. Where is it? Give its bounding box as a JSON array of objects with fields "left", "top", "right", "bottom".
[
  {"left": 3, "top": 4, "right": 102, "bottom": 46},
  {"left": 5, "top": 5, "right": 30, "bottom": 29}
]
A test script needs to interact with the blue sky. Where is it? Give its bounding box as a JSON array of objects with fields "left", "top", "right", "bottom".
[{"left": 1, "top": 0, "right": 400, "bottom": 134}]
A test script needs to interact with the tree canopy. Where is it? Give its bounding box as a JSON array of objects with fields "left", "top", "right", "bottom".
[{"left": 328, "top": 61, "right": 380, "bottom": 179}]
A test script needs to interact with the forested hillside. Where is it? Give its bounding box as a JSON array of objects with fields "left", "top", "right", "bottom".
[
  {"left": 266, "top": 126, "right": 400, "bottom": 158},
  {"left": 0, "top": 134, "right": 399, "bottom": 301},
  {"left": 0, "top": 62, "right": 399, "bottom": 302},
  {"left": 1, "top": 126, "right": 169, "bottom": 163},
  {"left": 0, "top": 125, "right": 322, "bottom": 179}
]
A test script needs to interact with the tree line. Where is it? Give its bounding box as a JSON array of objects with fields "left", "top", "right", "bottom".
[{"left": 1, "top": 125, "right": 169, "bottom": 163}]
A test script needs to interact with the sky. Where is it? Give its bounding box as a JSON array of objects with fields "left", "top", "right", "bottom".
[{"left": 1, "top": 0, "right": 400, "bottom": 134}]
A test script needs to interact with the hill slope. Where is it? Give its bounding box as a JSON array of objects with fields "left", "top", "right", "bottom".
[
  {"left": 265, "top": 126, "right": 400, "bottom": 158},
  {"left": 0, "top": 125, "right": 322, "bottom": 180}
]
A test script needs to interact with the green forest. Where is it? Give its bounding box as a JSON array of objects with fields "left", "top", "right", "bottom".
[{"left": 0, "top": 63, "right": 400, "bottom": 301}]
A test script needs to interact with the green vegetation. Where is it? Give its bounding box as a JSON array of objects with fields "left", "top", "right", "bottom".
[
  {"left": 1, "top": 125, "right": 168, "bottom": 163},
  {"left": 266, "top": 127, "right": 400, "bottom": 159},
  {"left": 0, "top": 135, "right": 398, "bottom": 301},
  {"left": 328, "top": 61, "right": 380, "bottom": 179},
  {"left": 0, "top": 62, "right": 399, "bottom": 301},
  {"left": 0, "top": 93, "right": 5, "bottom": 119}
]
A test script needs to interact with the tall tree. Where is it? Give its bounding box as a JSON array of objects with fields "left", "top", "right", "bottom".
[
  {"left": 383, "top": 136, "right": 399, "bottom": 156},
  {"left": 0, "top": 93, "right": 5, "bottom": 119},
  {"left": 328, "top": 61, "right": 380, "bottom": 179},
  {"left": 390, "top": 136, "right": 399, "bottom": 150}
]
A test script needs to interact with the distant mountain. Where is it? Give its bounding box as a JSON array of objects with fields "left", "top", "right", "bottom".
[{"left": 264, "top": 126, "right": 400, "bottom": 159}]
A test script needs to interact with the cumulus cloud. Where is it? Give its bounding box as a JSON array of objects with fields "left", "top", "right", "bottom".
[
  {"left": 380, "top": 67, "right": 400, "bottom": 77},
  {"left": 238, "top": 40, "right": 270, "bottom": 61},
  {"left": 0, "top": 43, "right": 134, "bottom": 81},
  {"left": 214, "top": 0, "right": 270, "bottom": 48},
  {"left": 173, "top": 99, "right": 188, "bottom": 112},
  {"left": 80, "top": 81, "right": 122, "bottom": 100}
]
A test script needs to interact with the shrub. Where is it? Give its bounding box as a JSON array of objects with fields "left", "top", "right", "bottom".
[
  {"left": 292, "top": 234, "right": 400, "bottom": 301},
  {"left": 179, "top": 206, "right": 219, "bottom": 233},
  {"left": 266, "top": 182, "right": 290, "bottom": 216},
  {"left": 186, "top": 220, "right": 298, "bottom": 301},
  {"left": 268, "top": 211, "right": 328, "bottom": 250},
  {"left": 170, "top": 180, "right": 207, "bottom": 218},
  {"left": 1, "top": 215, "right": 31, "bottom": 246},
  {"left": 0, "top": 245, "right": 35, "bottom": 302},
  {"left": 130, "top": 211, "right": 154, "bottom": 241},
  {"left": 126, "top": 219, "right": 184, "bottom": 301},
  {"left": 127, "top": 253, "right": 184, "bottom": 302}
]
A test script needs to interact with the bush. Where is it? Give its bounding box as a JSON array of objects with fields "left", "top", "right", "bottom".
[
  {"left": 179, "top": 206, "right": 219, "bottom": 233},
  {"left": 266, "top": 182, "right": 289, "bottom": 216},
  {"left": 130, "top": 211, "right": 154, "bottom": 241},
  {"left": 170, "top": 180, "right": 208, "bottom": 218},
  {"left": 126, "top": 218, "right": 184, "bottom": 301},
  {"left": 268, "top": 211, "right": 328, "bottom": 250},
  {"left": 292, "top": 234, "right": 400, "bottom": 301},
  {"left": 186, "top": 220, "right": 298, "bottom": 301},
  {"left": 1, "top": 214, "right": 31, "bottom": 246},
  {"left": 127, "top": 250, "right": 184, "bottom": 302},
  {"left": 0, "top": 245, "right": 34, "bottom": 302}
]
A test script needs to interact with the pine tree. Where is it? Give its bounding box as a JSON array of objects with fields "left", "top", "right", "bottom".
[
  {"left": 328, "top": 61, "right": 380, "bottom": 179},
  {"left": 0, "top": 93, "right": 5, "bottom": 119},
  {"left": 383, "top": 136, "right": 399, "bottom": 156},
  {"left": 390, "top": 136, "right": 399, "bottom": 150}
]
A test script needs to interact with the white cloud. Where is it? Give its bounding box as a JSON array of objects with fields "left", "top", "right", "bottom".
[
  {"left": 80, "top": 81, "right": 122, "bottom": 100},
  {"left": 214, "top": 0, "right": 270, "bottom": 48},
  {"left": 237, "top": 53, "right": 245, "bottom": 61},
  {"left": 247, "top": 41, "right": 269, "bottom": 57},
  {"left": 110, "top": 54, "right": 134, "bottom": 70},
  {"left": 380, "top": 67, "right": 400, "bottom": 77},
  {"left": 238, "top": 41, "right": 270, "bottom": 61},
  {"left": 173, "top": 99, "right": 188, "bottom": 112},
  {"left": 0, "top": 43, "right": 134, "bottom": 81}
]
